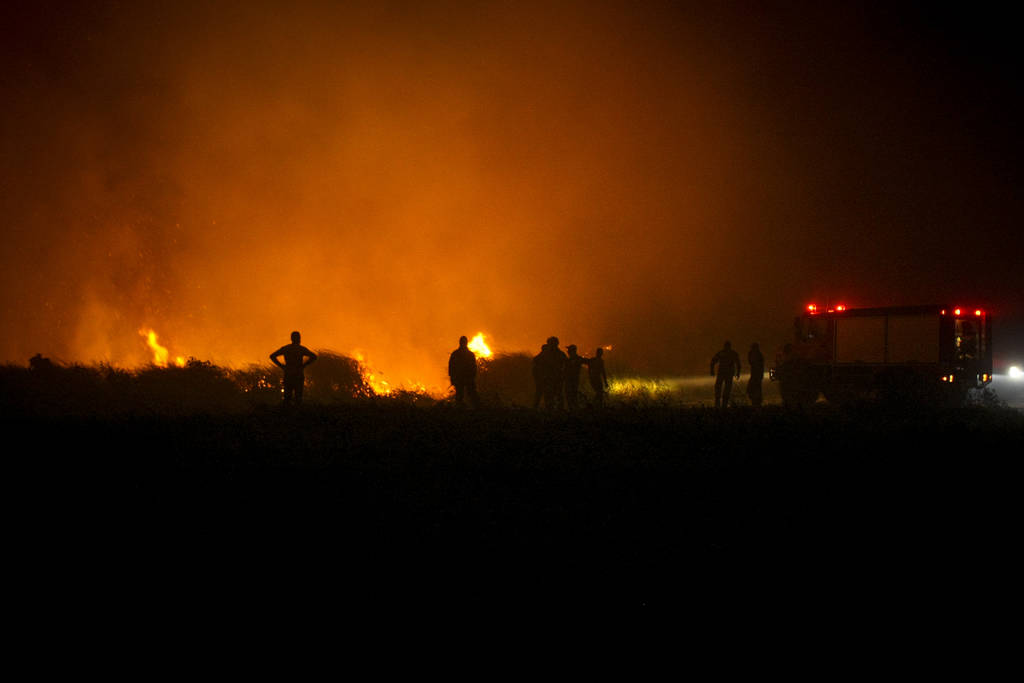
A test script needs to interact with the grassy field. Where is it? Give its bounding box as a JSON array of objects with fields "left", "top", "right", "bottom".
[{"left": 5, "top": 360, "right": 1021, "bottom": 607}]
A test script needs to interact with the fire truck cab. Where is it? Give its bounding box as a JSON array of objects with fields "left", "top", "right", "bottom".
[{"left": 771, "top": 304, "right": 992, "bottom": 406}]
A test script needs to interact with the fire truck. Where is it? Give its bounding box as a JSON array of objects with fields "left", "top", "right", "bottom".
[{"left": 771, "top": 303, "right": 992, "bottom": 406}]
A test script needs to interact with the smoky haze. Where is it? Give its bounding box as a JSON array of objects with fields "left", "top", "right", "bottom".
[{"left": 3, "top": 1, "right": 1022, "bottom": 387}]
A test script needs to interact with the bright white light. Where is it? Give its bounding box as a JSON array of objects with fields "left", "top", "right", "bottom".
[{"left": 1009, "top": 366, "right": 1024, "bottom": 380}]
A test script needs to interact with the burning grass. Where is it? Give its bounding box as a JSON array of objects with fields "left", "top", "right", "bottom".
[{"left": 1, "top": 352, "right": 391, "bottom": 416}]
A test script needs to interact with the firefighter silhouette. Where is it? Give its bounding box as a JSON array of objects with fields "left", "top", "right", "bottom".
[
  {"left": 746, "top": 342, "right": 765, "bottom": 407},
  {"left": 270, "top": 331, "right": 317, "bottom": 406},
  {"left": 532, "top": 343, "right": 547, "bottom": 408},
  {"left": 448, "top": 335, "right": 480, "bottom": 408},
  {"left": 586, "top": 347, "right": 609, "bottom": 408},
  {"left": 710, "top": 341, "right": 741, "bottom": 408},
  {"left": 533, "top": 336, "right": 567, "bottom": 409},
  {"left": 564, "top": 345, "right": 586, "bottom": 410}
]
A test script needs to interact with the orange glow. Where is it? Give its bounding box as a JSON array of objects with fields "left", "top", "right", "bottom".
[
  {"left": 139, "top": 329, "right": 185, "bottom": 368},
  {"left": 835, "top": 304, "right": 846, "bottom": 312},
  {"left": 468, "top": 333, "right": 493, "bottom": 359},
  {"left": 954, "top": 308, "right": 962, "bottom": 316},
  {"left": 3, "top": 3, "right": 1021, "bottom": 389},
  {"left": 352, "top": 351, "right": 392, "bottom": 395},
  {"left": 975, "top": 309, "right": 982, "bottom": 316},
  {"left": 4, "top": 4, "right": 911, "bottom": 384}
]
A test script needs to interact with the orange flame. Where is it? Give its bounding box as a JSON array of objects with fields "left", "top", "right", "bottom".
[
  {"left": 468, "top": 332, "right": 493, "bottom": 359},
  {"left": 139, "top": 328, "right": 185, "bottom": 368},
  {"left": 352, "top": 350, "right": 392, "bottom": 395}
]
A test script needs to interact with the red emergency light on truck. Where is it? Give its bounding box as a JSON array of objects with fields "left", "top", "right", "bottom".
[{"left": 771, "top": 304, "right": 992, "bottom": 406}]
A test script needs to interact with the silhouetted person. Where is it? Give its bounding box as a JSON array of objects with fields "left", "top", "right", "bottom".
[
  {"left": 270, "top": 331, "right": 317, "bottom": 406},
  {"left": 587, "top": 347, "right": 609, "bottom": 408},
  {"left": 711, "top": 341, "right": 741, "bottom": 408},
  {"left": 747, "top": 342, "right": 765, "bottom": 408},
  {"left": 448, "top": 335, "right": 480, "bottom": 408},
  {"left": 564, "top": 345, "right": 586, "bottom": 410},
  {"left": 534, "top": 336, "right": 567, "bottom": 409},
  {"left": 532, "top": 343, "right": 548, "bottom": 408}
]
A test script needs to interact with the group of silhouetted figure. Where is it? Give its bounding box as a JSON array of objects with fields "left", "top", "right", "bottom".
[
  {"left": 269, "top": 331, "right": 764, "bottom": 409},
  {"left": 529, "top": 337, "right": 608, "bottom": 410},
  {"left": 445, "top": 334, "right": 610, "bottom": 410},
  {"left": 711, "top": 340, "right": 765, "bottom": 408}
]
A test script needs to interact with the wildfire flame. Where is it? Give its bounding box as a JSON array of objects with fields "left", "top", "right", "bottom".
[
  {"left": 352, "top": 350, "right": 392, "bottom": 395},
  {"left": 468, "top": 332, "right": 493, "bottom": 359},
  {"left": 139, "top": 328, "right": 185, "bottom": 368}
]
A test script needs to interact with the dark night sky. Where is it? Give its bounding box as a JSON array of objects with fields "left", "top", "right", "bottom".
[{"left": 2, "top": 1, "right": 1022, "bottom": 384}]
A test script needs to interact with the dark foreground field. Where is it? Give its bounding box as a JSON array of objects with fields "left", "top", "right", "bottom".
[{"left": 8, "top": 396, "right": 1022, "bottom": 609}]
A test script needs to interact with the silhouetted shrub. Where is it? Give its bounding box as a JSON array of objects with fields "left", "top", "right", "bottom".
[
  {"left": 230, "top": 364, "right": 282, "bottom": 406},
  {"left": 304, "top": 351, "right": 373, "bottom": 401},
  {"left": 476, "top": 353, "right": 535, "bottom": 406},
  {"left": 135, "top": 359, "right": 242, "bottom": 413},
  {"left": 384, "top": 388, "right": 438, "bottom": 406},
  {"left": 967, "top": 386, "right": 1005, "bottom": 409},
  {"left": 1, "top": 362, "right": 125, "bottom": 415}
]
